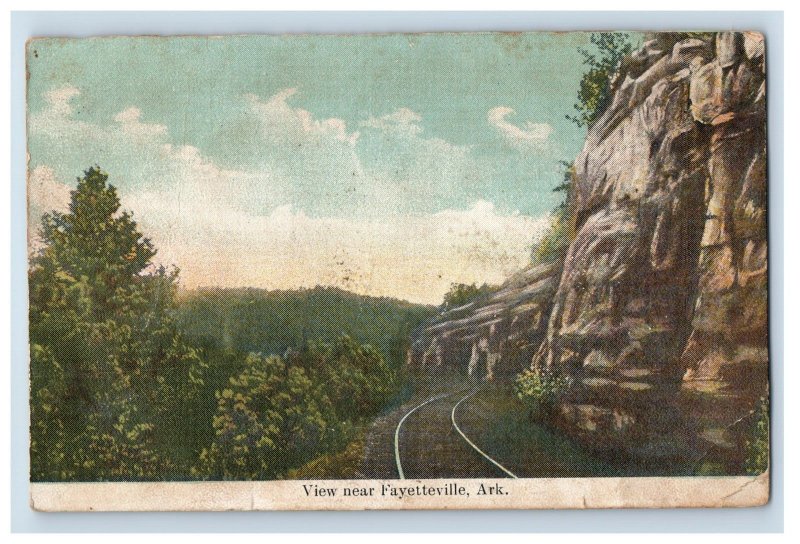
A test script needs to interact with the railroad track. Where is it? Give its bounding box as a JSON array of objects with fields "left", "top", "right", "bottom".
[
  {"left": 393, "top": 393, "right": 450, "bottom": 479},
  {"left": 450, "top": 390, "right": 518, "bottom": 478},
  {"left": 393, "top": 389, "right": 518, "bottom": 479}
]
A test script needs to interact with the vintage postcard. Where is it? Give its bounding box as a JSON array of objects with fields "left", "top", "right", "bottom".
[{"left": 26, "top": 31, "right": 769, "bottom": 511}]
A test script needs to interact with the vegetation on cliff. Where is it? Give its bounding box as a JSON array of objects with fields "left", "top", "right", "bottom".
[
  {"left": 744, "top": 395, "right": 770, "bottom": 476},
  {"left": 530, "top": 160, "right": 575, "bottom": 265},
  {"left": 567, "top": 33, "right": 634, "bottom": 127},
  {"left": 440, "top": 282, "right": 499, "bottom": 311}
]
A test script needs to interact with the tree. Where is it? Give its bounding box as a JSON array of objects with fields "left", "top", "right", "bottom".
[
  {"left": 567, "top": 33, "right": 634, "bottom": 128},
  {"left": 29, "top": 166, "right": 204, "bottom": 481},
  {"left": 441, "top": 283, "right": 497, "bottom": 311}
]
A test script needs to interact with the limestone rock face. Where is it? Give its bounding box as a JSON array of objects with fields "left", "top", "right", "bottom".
[
  {"left": 408, "top": 32, "right": 768, "bottom": 469},
  {"left": 409, "top": 260, "right": 561, "bottom": 379}
]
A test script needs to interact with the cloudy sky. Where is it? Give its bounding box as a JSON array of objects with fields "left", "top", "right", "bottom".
[{"left": 26, "top": 33, "right": 611, "bottom": 304}]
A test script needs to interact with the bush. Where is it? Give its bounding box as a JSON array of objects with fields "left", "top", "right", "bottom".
[
  {"left": 308, "top": 335, "right": 396, "bottom": 421},
  {"left": 744, "top": 395, "right": 770, "bottom": 475},
  {"left": 514, "top": 368, "right": 573, "bottom": 420},
  {"left": 194, "top": 352, "right": 332, "bottom": 480},
  {"left": 441, "top": 282, "right": 497, "bottom": 311},
  {"left": 194, "top": 335, "right": 397, "bottom": 480},
  {"left": 531, "top": 161, "right": 574, "bottom": 265}
]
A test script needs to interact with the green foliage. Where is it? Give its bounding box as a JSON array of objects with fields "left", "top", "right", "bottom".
[
  {"left": 194, "top": 336, "right": 395, "bottom": 480},
  {"left": 29, "top": 167, "right": 205, "bottom": 481},
  {"left": 567, "top": 33, "right": 634, "bottom": 127},
  {"left": 551, "top": 160, "right": 574, "bottom": 204},
  {"left": 468, "top": 383, "right": 620, "bottom": 476},
  {"left": 694, "top": 460, "right": 727, "bottom": 476},
  {"left": 194, "top": 352, "right": 329, "bottom": 480},
  {"left": 532, "top": 214, "right": 570, "bottom": 265},
  {"left": 744, "top": 395, "right": 770, "bottom": 475},
  {"left": 440, "top": 282, "right": 497, "bottom": 311},
  {"left": 531, "top": 161, "right": 574, "bottom": 265},
  {"left": 298, "top": 336, "right": 396, "bottom": 420},
  {"left": 171, "top": 288, "right": 431, "bottom": 469},
  {"left": 27, "top": 168, "right": 458, "bottom": 482},
  {"left": 514, "top": 368, "right": 573, "bottom": 420},
  {"left": 176, "top": 286, "right": 434, "bottom": 371}
]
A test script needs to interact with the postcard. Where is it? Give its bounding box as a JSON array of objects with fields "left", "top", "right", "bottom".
[{"left": 26, "top": 31, "right": 769, "bottom": 510}]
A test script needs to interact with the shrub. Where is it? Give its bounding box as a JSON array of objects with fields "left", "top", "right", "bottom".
[
  {"left": 194, "top": 335, "right": 397, "bottom": 480},
  {"left": 441, "top": 282, "right": 497, "bottom": 311},
  {"left": 744, "top": 395, "right": 770, "bottom": 475},
  {"left": 194, "top": 352, "right": 332, "bottom": 480},
  {"left": 313, "top": 335, "right": 396, "bottom": 421},
  {"left": 531, "top": 161, "right": 574, "bottom": 265},
  {"left": 514, "top": 368, "right": 573, "bottom": 420}
]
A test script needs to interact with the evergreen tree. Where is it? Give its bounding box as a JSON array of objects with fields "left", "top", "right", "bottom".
[{"left": 30, "top": 167, "right": 204, "bottom": 481}]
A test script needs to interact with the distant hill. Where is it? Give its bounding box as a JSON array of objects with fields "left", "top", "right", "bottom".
[{"left": 175, "top": 285, "right": 436, "bottom": 368}]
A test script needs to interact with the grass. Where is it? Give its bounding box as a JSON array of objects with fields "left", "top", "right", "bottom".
[
  {"left": 457, "top": 382, "right": 621, "bottom": 477},
  {"left": 287, "top": 433, "right": 367, "bottom": 480}
]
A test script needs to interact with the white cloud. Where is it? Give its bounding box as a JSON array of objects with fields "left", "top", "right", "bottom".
[
  {"left": 358, "top": 107, "right": 478, "bottom": 213},
  {"left": 30, "top": 85, "right": 485, "bottom": 217},
  {"left": 488, "top": 106, "right": 553, "bottom": 150},
  {"left": 43, "top": 85, "right": 80, "bottom": 116},
  {"left": 29, "top": 86, "right": 276, "bottom": 209},
  {"left": 29, "top": 85, "right": 87, "bottom": 139},
  {"left": 114, "top": 107, "right": 168, "bottom": 137},
  {"left": 27, "top": 166, "right": 72, "bottom": 248},
  {"left": 29, "top": 86, "right": 172, "bottom": 169},
  {"left": 246, "top": 88, "right": 359, "bottom": 146},
  {"left": 121, "top": 191, "right": 549, "bottom": 304},
  {"left": 360, "top": 107, "right": 423, "bottom": 136},
  {"left": 28, "top": 164, "right": 548, "bottom": 304},
  {"left": 28, "top": 165, "right": 70, "bottom": 215},
  {"left": 383, "top": 107, "right": 422, "bottom": 125}
]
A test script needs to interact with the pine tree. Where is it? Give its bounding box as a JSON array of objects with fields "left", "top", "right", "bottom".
[{"left": 30, "top": 167, "right": 204, "bottom": 481}]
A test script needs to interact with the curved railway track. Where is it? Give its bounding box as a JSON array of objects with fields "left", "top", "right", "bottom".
[{"left": 393, "top": 388, "right": 518, "bottom": 479}]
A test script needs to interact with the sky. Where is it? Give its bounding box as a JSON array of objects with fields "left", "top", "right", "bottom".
[{"left": 26, "top": 33, "right": 618, "bottom": 304}]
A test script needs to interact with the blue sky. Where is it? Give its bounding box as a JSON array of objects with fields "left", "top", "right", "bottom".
[{"left": 26, "top": 33, "right": 639, "bottom": 303}]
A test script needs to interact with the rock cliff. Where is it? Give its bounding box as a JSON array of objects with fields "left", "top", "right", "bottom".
[{"left": 409, "top": 32, "right": 768, "bottom": 472}]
